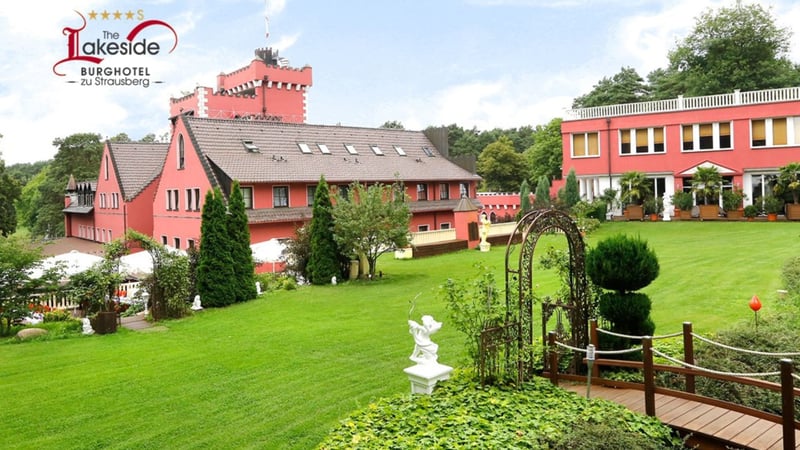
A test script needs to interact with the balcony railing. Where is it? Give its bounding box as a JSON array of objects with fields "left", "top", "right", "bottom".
[{"left": 565, "top": 86, "right": 800, "bottom": 120}]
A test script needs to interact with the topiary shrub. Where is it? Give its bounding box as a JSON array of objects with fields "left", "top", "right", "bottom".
[
  {"left": 586, "top": 235, "right": 659, "bottom": 351},
  {"left": 586, "top": 234, "right": 659, "bottom": 294}
]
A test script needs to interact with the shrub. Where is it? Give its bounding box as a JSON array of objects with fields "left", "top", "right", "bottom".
[
  {"left": 254, "top": 272, "right": 298, "bottom": 293},
  {"left": 318, "top": 370, "right": 685, "bottom": 449},
  {"left": 441, "top": 264, "right": 504, "bottom": 368},
  {"left": 554, "top": 421, "right": 670, "bottom": 450},
  {"left": 43, "top": 309, "right": 73, "bottom": 322},
  {"left": 781, "top": 255, "right": 800, "bottom": 295},
  {"left": 586, "top": 234, "right": 659, "bottom": 294},
  {"left": 598, "top": 292, "right": 655, "bottom": 350}
]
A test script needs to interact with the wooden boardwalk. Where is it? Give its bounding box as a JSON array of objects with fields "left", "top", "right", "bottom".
[{"left": 562, "top": 384, "right": 800, "bottom": 450}]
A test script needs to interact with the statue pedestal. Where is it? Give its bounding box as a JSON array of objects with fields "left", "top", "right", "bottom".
[
  {"left": 479, "top": 241, "right": 491, "bottom": 252},
  {"left": 403, "top": 363, "right": 453, "bottom": 395}
]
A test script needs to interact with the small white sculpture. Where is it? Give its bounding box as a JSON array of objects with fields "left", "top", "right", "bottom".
[
  {"left": 256, "top": 281, "right": 262, "bottom": 295},
  {"left": 191, "top": 295, "right": 203, "bottom": 311},
  {"left": 331, "top": 276, "right": 337, "bottom": 285},
  {"left": 408, "top": 315, "right": 443, "bottom": 364},
  {"left": 479, "top": 212, "right": 491, "bottom": 244},
  {"left": 82, "top": 317, "right": 94, "bottom": 335}
]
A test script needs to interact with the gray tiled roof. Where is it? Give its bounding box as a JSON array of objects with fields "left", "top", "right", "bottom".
[
  {"left": 62, "top": 205, "right": 94, "bottom": 214},
  {"left": 244, "top": 199, "right": 482, "bottom": 225},
  {"left": 107, "top": 142, "right": 169, "bottom": 201},
  {"left": 182, "top": 117, "right": 481, "bottom": 184}
]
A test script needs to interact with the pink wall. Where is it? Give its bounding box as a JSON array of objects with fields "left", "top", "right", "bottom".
[
  {"left": 152, "top": 121, "right": 212, "bottom": 249},
  {"left": 561, "top": 100, "right": 800, "bottom": 179}
]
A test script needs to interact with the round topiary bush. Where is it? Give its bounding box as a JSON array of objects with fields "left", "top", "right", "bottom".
[{"left": 586, "top": 234, "right": 659, "bottom": 294}]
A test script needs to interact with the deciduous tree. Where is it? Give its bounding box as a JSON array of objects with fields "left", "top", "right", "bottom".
[
  {"left": 526, "top": 118, "right": 563, "bottom": 183},
  {"left": 476, "top": 136, "right": 528, "bottom": 192},
  {"left": 332, "top": 182, "right": 410, "bottom": 279},
  {"left": 572, "top": 67, "right": 650, "bottom": 109}
]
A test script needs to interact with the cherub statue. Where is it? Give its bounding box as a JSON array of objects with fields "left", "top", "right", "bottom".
[
  {"left": 480, "top": 212, "right": 491, "bottom": 244},
  {"left": 408, "top": 315, "right": 442, "bottom": 364}
]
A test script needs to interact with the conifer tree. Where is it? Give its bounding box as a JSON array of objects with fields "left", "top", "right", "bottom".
[
  {"left": 307, "top": 176, "right": 341, "bottom": 284},
  {"left": 227, "top": 181, "right": 257, "bottom": 302},
  {"left": 197, "top": 188, "right": 235, "bottom": 306},
  {"left": 533, "top": 175, "right": 551, "bottom": 209}
]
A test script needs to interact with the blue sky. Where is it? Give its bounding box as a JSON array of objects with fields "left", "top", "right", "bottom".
[{"left": 1, "top": 0, "right": 799, "bottom": 165}]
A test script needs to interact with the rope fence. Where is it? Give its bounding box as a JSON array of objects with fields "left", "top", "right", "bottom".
[
  {"left": 554, "top": 340, "right": 642, "bottom": 355},
  {"left": 691, "top": 332, "right": 800, "bottom": 357},
  {"left": 596, "top": 327, "right": 682, "bottom": 340},
  {"left": 651, "top": 348, "right": 783, "bottom": 378}
]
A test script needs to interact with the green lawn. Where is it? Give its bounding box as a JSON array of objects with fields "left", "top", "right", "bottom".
[{"left": 0, "top": 221, "right": 797, "bottom": 449}]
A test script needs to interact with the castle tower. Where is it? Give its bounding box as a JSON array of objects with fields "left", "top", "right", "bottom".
[{"left": 169, "top": 47, "right": 312, "bottom": 123}]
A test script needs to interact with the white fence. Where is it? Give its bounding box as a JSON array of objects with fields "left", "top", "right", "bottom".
[
  {"left": 408, "top": 221, "right": 518, "bottom": 246},
  {"left": 30, "top": 280, "right": 143, "bottom": 311}
]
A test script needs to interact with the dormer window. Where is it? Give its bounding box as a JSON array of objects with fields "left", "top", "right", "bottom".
[{"left": 243, "top": 140, "right": 260, "bottom": 153}]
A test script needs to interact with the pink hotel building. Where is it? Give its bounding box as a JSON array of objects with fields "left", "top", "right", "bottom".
[{"left": 560, "top": 87, "right": 800, "bottom": 216}]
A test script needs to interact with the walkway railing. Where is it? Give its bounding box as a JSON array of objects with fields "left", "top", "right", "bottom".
[{"left": 545, "top": 319, "right": 800, "bottom": 450}]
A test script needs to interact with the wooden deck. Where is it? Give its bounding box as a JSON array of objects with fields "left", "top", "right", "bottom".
[{"left": 562, "top": 384, "right": 800, "bottom": 450}]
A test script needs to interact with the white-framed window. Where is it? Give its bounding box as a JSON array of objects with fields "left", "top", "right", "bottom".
[
  {"left": 241, "top": 186, "right": 253, "bottom": 209},
  {"left": 418, "top": 224, "right": 429, "bottom": 232},
  {"left": 273, "top": 186, "right": 289, "bottom": 208},
  {"left": 307, "top": 185, "right": 316, "bottom": 206},
  {"left": 193, "top": 188, "right": 200, "bottom": 211},
  {"left": 297, "top": 143, "right": 312, "bottom": 154},
  {"left": 571, "top": 132, "right": 600, "bottom": 158},
  {"left": 440, "top": 223, "right": 451, "bottom": 230},
  {"left": 166, "top": 189, "right": 180, "bottom": 211},
  {"left": 99, "top": 193, "right": 106, "bottom": 209},
  {"left": 317, "top": 144, "right": 330, "bottom": 154},
  {"left": 344, "top": 144, "right": 358, "bottom": 155},
  {"left": 393, "top": 145, "right": 406, "bottom": 156},
  {"left": 751, "top": 117, "right": 799, "bottom": 147},
  {"left": 681, "top": 122, "right": 732, "bottom": 151},
  {"left": 112, "top": 193, "right": 119, "bottom": 209},
  {"left": 459, "top": 182, "right": 470, "bottom": 198},
  {"left": 620, "top": 127, "right": 666, "bottom": 154},
  {"left": 161, "top": 235, "right": 168, "bottom": 245},
  {"left": 370, "top": 145, "right": 384, "bottom": 156},
  {"left": 185, "top": 188, "right": 192, "bottom": 211}
]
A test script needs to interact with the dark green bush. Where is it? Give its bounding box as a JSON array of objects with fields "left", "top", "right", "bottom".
[
  {"left": 599, "top": 292, "right": 653, "bottom": 328},
  {"left": 554, "top": 420, "right": 673, "bottom": 450},
  {"left": 586, "top": 234, "right": 659, "bottom": 294},
  {"left": 317, "top": 370, "right": 684, "bottom": 449}
]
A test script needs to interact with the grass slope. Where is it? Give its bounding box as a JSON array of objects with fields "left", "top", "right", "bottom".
[{"left": 0, "top": 221, "right": 796, "bottom": 449}]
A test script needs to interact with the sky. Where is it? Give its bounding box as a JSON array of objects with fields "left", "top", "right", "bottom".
[{"left": 1, "top": 0, "right": 800, "bottom": 165}]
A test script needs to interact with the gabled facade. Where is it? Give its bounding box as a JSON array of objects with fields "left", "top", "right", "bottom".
[
  {"left": 561, "top": 86, "right": 800, "bottom": 215},
  {"left": 153, "top": 115, "right": 481, "bottom": 249},
  {"left": 64, "top": 142, "right": 167, "bottom": 243}
]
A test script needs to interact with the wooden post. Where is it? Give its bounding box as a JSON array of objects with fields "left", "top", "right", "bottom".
[
  {"left": 548, "top": 331, "right": 559, "bottom": 386},
  {"left": 590, "top": 319, "right": 599, "bottom": 378},
  {"left": 780, "top": 359, "right": 795, "bottom": 450},
  {"left": 683, "top": 322, "right": 695, "bottom": 394},
  {"left": 642, "top": 336, "right": 655, "bottom": 417}
]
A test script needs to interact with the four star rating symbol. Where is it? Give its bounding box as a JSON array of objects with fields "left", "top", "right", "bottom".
[{"left": 87, "top": 9, "right": 144, "bottom": 20}]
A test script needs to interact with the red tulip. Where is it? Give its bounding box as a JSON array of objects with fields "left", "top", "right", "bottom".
[{"left": 749, "top": 295, "right": 762, "bottom": 312}]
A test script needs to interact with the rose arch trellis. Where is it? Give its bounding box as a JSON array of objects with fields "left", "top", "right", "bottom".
[{"left": 480, "top": 209, "right": 590, "bottom": 384}]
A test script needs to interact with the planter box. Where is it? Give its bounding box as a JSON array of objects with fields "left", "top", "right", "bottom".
[
  {"left": 726, "top": 209, "right": 743, "bottom": 220},
  {"left": 786, "top": 203, "right": 800, "bottom": 221},
  {"left": 90, "top": 311, "right": 118, "bottom": 335},
  {"left": 625, "top": 205, "right": 644, "bottom": 221},
  {"left": 698, "top": 204, "right": 720, "bottom": 221}
]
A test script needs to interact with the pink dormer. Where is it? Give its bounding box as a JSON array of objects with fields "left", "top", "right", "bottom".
[{"left": 169, "top": 48, "right": 312, "bottom": 123}]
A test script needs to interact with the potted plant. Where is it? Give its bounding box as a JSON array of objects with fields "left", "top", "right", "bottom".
[
  {"left": 722, "top": 186, "right": 746, "bottom": 220},
  {"left": 774, "top": 162, "right": 800, "bottom": 220},
  {"left": 743, "top": 204, "right": 759, "bottom": 221},
  {"left": 619, "top": 171, "right": 652, "bottom": 221},
  {"left": 643, "top": 197, "right": 662, "bottom": 221},
  {"left": 671, "top": 191, "right": 694, "bottom": 220},
  {"left": 691, "top": 166, "right": 723, "bottom": 220},
  {"left": 763, "top": 195, "right": 785, "bottom": 221},
  {"left": 68, "top": 259, "right": 123, "bottom": 334},
  {"left": 599, "top": 187, "right": 619, "bottom": 220}
]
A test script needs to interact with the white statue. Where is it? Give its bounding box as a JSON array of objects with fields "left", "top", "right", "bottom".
[
  {"left": 331, "top": 276, "right": 337, "bottom": 285},
  {"left": 479, "top": 212, "right": 491, "bottom": 244},
  {"left": 82, "top": 317, "right": 94, "bottom": 335},
  {"left": 191, "top": 295, "right": 203, "bottom": 311},
  {"left": 408, "top": 315, "right": 442, "bottom": 364},
  {"left": 256, "top": 281, "right": 262, "bottom": 295}
]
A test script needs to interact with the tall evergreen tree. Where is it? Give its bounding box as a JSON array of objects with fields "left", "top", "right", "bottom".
[
  {"left": 197, "top": 188, "right": 235, "bottom": 307},
  {"left": 227, "top": 181, "right": 257, "bottom": 302},
  {"left": 307, "top": 176, "right": 341, "bottom": 284},
  {"left": 533, "top": 175, "right": 551, "bottom": 209},
  {"left": 562, "top": 169, "right": 581, "bottom": 208},
  {"left": 519, "top": 179, "right": 531, "bottom": 217}
]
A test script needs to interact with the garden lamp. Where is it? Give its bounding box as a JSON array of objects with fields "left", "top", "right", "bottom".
[{"left": 586, "top": 344, "right": 595, "bottom": 399}]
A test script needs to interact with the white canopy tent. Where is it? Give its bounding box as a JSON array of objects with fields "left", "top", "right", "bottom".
[
  {"left": 29, "top": 250, "right": 103, "bottom": 279},
  {"left": 251, "top": 239, "right": 286, "bottom": 271}
]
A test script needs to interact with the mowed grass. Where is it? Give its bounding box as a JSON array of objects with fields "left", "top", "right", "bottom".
[{"left": 0, "top": 221, "right": 797, "bottom": 449}]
